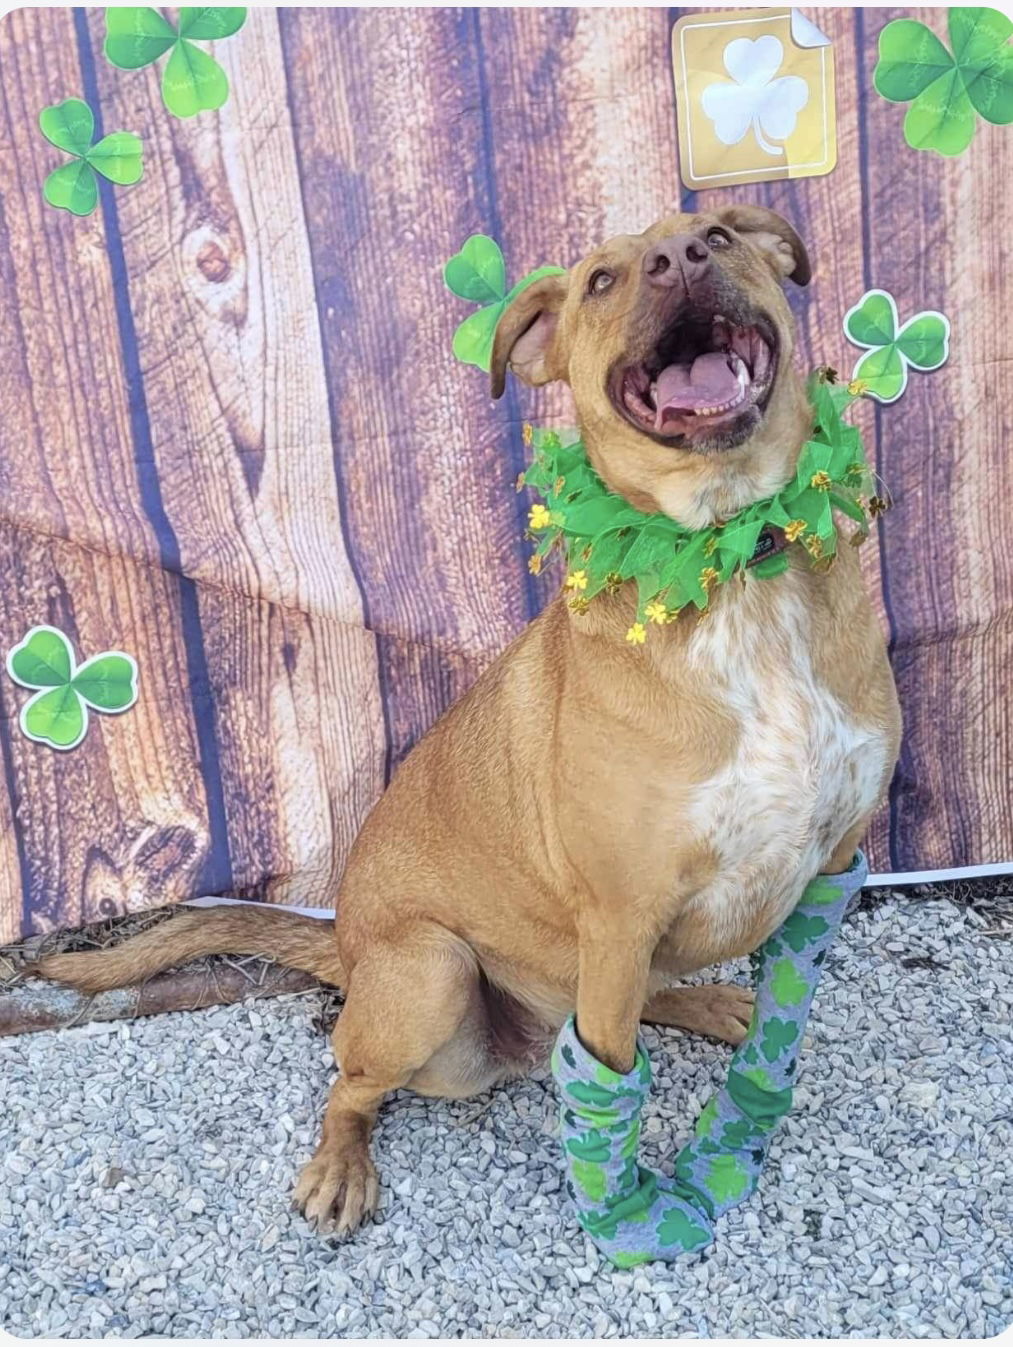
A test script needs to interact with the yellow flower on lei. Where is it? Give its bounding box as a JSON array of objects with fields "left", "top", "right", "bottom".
[
  {"left": 528, "top": 503, "right": 552, "bottom": 530},
  {"left": 699, "top": 566, "right": 720, "bottom": 593},
  {"left": 625, "top": 623, "right": 646, "bottom": 645},
  {"left": 564, "top": 569, "right": 588, "bottom": 591},
  {"left": 645, "top": 601, "right": 668, "bottom": 625},
  {"left": 784, "top": 519, "right": 807, "bottom": 542}
]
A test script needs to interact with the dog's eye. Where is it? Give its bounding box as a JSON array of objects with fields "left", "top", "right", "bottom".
[
  {"left": 588, "top": 269, "right": 615, "bottom": 296},
  {"left": 706, "top": 229, "right": 732, "bottom": 250}
]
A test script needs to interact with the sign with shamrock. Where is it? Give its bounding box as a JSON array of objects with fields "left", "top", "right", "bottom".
[
  {"left": 104, "top": 7, "right": 248, "bottom": 119},
  {"left": 671, "top": 8, "right": 837, "bottom": 190},
  {"left": 6, "top": 626, "right": 139, "bottom": 752},
  {"left": 873, "top": 8, "right": 1012, "bottom": 156},
  {"left": 443, "top": 235, "right": 565, "bottom": 373},
  {"left": 39, "top": 98, "right": 143, "bottom": 217},
  {"left": 701, "top": 36, "right": 810, "bottom": 158},
  {"left": 843, "top": 290, "right": 950, "bottom": 404}
]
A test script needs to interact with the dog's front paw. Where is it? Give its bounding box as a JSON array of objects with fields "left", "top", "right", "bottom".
[{"left": 293, "top": 1139, "right": 380, "bottom": 1237}]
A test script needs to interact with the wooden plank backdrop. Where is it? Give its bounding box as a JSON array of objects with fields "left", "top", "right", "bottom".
[{"left": 0, "top": 6, "right": 1009, "bottom": 941}]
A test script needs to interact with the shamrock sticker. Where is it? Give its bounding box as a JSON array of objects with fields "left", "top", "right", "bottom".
[
  {"left": 39, "top": 99, "right": 142, "bottom": 217},
  {"left": 444, "top": 235, "right": 565, "bottom": 372},
  {"left": 844, "top": 290, "right": 950, "bottom": 404},
  {"left": 104, "top": 7, "right": 248, "bottom": 119},
  {"left": 6, "top": 626, "right": 139, "bottom": 751},
  {"left": 873, "top": 8, "right": 1012, "bottom": 156},
  {"left": 701, "top": 36, "right": 809, "bottom": 157}
]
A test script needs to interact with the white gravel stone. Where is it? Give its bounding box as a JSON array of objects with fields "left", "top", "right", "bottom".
[{"left": 0, "top": 894, "right": 1010, "bottom": 1338}]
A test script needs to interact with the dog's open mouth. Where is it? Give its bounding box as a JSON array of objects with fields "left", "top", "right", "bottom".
[{"left": 611, "top": 312, "right": 779, "bottom": 448}]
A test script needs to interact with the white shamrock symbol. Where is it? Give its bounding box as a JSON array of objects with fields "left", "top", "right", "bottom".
[{"left": 701, "top": 36, "right": 809, "bottom": 157}]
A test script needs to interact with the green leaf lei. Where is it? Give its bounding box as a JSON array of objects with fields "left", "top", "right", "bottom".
[{"left": 520, "top": 370, "right": 884, "bottom": 644}]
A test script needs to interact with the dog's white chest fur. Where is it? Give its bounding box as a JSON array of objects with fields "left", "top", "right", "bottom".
[{"left": 679, "top": 579, "right": 887, "bottom": 948}]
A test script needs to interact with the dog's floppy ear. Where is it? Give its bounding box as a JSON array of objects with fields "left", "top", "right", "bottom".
[
  {"left": 713, "top": 205, "right": 811, "bottom": 286},
  {"left": 490, "top": 273, "right": 569, "bottom": 400}
]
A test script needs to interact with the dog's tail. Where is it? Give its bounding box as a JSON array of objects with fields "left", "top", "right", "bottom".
[{"left": 31, "top": 905, "right": 343, "bottom": 995}]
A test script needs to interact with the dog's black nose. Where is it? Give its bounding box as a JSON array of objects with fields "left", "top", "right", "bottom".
[{"left": 643, "top": 234, "right": 711, "bottom": 288}]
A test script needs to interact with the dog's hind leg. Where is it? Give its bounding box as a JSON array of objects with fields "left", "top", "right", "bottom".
[
  {"left": 293, "top": 925, "right": 498, "bottom": 1236},
  {"left": 641, "top": 983, "right": 754, "bottom": 1045}
]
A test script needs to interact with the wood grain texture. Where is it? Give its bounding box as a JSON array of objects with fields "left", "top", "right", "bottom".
[
  {"left": 0, "top": 7, "right": 211, "bottom": 939},
  {"left": 278, "top": 8, "right": 537, "bottom": 771},
  {"left": 0, "top": 7, "right": 1010, "bottom": 941},
  {"left": 77, "top": 7, "right": 388, "bottom": 907},
  {"left": 857, "top": 7, "right": 1013, "bottom": 871}
]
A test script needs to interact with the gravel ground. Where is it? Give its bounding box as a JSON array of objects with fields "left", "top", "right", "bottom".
[{"left": 1, "top": 887, "right": 1011, "bottom": 1339}]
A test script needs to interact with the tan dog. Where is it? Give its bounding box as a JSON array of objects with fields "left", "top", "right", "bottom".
[{"left": 38, "top": 206, "right": 901, "bottom": 1238}]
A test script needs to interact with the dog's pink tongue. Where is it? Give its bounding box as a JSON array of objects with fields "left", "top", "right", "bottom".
[{"left": 654, "top": 352, "right": 740, "bottom": 428}]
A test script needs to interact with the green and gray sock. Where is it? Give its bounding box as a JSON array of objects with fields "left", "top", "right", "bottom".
[{"left": 551, "top": 851, "right": 868, "bottom": 1266}]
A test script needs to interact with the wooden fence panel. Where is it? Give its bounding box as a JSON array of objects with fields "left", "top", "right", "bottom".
[
  {"left": 77, "top": 7, "right": 387, "bottom": 905},
  {"left": 0, "top": 7, "right": 1009, "bottom": 940},
  {"left": 855, "top": 7, "right": 1013, "bottom": 871},
  {"left": 0, "top": 8, "right": 212, "bottom": 935}
]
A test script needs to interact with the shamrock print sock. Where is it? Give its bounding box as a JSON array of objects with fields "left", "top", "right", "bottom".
[
  {"left": 671, "top": 850, "right": 868, "bottom": 1222},
  {"left": 551, "top": 1017, "right": 714, "bottom": 1267},
  {"left": 551, "top": 851, "right": 867, "bottom": 1264}
]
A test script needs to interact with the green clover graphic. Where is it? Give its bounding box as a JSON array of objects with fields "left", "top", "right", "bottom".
[
  {"left": 770, "top": 958, "right": 809, "bottom": 1007},
  {"left": 843, "top": 290, "right": 950, "bottom": 404},
  {"left": 873, "top": 8, "right": 1013, "bottom": 156},
  {"left": 570, "top": 1159, "right": 607, "bottom": 1203},
  {"left": 565, "top": 1133, "right": 611, "bottom": 1164},
  {"left": 39, "top": 99, "right": 143, "bottom": 217},
  {"left": 703, "top": 1154, "right": 751, "bottom": 1205},
  {"left": 443, "top": 235, "right": 565, "bottom": 373},
  {"left": 760, "top": 1017, "right": 800, "bottom": 1063},
  {"left": 720, "top": 1118, "right": 762, "bottom": 1149},
  {"left": 104, "top": 7, "right": 248, "bottom": 119},
  {"left": 6, "top": 626, "right": 139, "bottom": 751},
  {"left": 779, "top": 909, "right": 831, "bottom": 953},
  {"left": 657, "top": 1206, "right": 710, "bottom": 1250}
]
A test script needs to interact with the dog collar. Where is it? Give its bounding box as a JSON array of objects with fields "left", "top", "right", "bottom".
[{"left": 520, "top": 368, "right": 887, "bottom": 644}]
